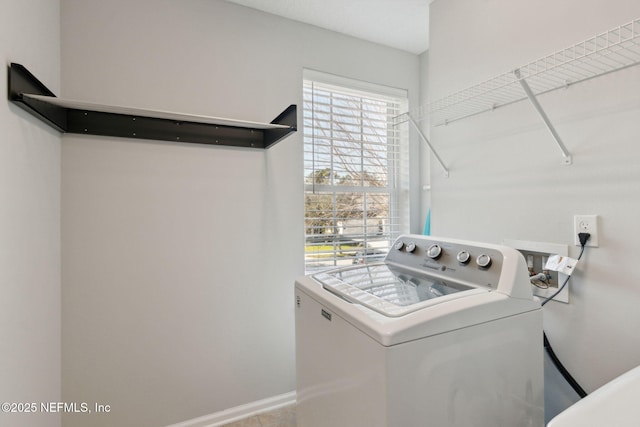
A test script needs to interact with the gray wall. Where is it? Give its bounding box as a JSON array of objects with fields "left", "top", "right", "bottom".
[
  {"left": 0, "top": 1, "right": 61, "bottom": 427},
  {"left": 60, "top": 1, "right": 420, "bottom": 426},
  {"left": 427, "top": 0, "right": 640, "bottom": 404},
  {"left": 13, "top": 1, "right": 637, "bottom": 425}
]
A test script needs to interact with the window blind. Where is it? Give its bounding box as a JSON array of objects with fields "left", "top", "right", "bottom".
[{"left": 303, "top": 73, "right": 409, "bottom": 273}]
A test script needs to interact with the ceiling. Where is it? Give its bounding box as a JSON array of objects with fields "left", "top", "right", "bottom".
[{"left": 223, "top": 0, "right": 432, "bottom": 54}]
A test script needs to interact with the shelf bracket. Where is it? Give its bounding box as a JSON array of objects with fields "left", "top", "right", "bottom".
[
  {"left": 514, "top": 69, "right": 572, "bottom": 165},
  {"left": 8, "top": 63, "right": 296, "bottom": 149},
  {"left": 407, "top": 114, "right": 450, "bottom": 178}
]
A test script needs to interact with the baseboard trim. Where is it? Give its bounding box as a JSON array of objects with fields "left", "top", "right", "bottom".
[{"left": 165, "top": 391, "right": 297, "bottom": 427}]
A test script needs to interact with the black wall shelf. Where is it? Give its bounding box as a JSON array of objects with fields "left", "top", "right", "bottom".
[{"left": 8, "top": 63, "right": 296, "bottom": 149}]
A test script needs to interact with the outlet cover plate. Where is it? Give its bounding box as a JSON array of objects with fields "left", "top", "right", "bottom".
[{"left": 574, "top": 215, "right": 598, "bottom": 247}]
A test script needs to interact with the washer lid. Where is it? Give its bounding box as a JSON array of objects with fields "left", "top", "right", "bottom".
[{"left": 313, "top": 263, "right": 487, "bottom": 317}]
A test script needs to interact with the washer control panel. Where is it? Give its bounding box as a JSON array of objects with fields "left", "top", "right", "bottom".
[{"left": 386, "top": 235, "right": 505, "bottom": 289}]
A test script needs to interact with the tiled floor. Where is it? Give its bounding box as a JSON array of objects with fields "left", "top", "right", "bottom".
[{"left": 221, "top": 405, "right": 296, "bottom": 427}]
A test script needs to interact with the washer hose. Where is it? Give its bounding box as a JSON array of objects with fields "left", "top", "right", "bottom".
[
  {"left": 541, "top": 232, "right": 591, "bottom": 399},
  {"left": 543, "top": 332, "right": 588, "bottom": 398}
]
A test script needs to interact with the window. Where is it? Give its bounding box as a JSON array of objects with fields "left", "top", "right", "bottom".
[{"left": 303, "top": 70, "right": 409, "bottom": 273}]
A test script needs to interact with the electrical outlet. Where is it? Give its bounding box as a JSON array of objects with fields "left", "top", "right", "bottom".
[{"left": 574, "top": 215, "right": 598, "bottom": 247}]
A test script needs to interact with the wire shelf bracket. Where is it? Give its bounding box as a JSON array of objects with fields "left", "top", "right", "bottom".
[
  {"left": 515, "top": 69, "right": 573, "bottom": 165},
  {"left": 8, "top": 63, "right": 297, "bottom": 149},
  {"left": 407, "top": 114, "right": 450, "bottom": 178}
]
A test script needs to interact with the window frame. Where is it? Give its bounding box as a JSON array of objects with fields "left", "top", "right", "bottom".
[{"left": 303, "top": 70, "right": 409, "bottom": 273}]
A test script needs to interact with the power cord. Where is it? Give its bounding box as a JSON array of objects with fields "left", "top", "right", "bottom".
[
  {"left": 541, "top": 232, "right": 590, "bottom": 306},
  {"left": 542, "top": 232, "right": 590, "bottom": 399}
]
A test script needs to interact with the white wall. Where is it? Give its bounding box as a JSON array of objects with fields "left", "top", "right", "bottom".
[
  {"left": 60, "top": 1, "right": 419, "bottom": 426},
  {"left": 427, "top": 0, "right": 640, "bottom": 409},
  {"left": 0, "top": 2, "right": 61, "bottom": 427}
]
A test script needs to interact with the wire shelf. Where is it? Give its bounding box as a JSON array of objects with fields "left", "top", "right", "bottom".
[{"left": 407, "top": 18, "right": 640, "bottom": 127}]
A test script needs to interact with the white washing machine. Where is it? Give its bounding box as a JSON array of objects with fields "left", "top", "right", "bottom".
[{"left": 295, "top": 235, "right": 544, "bottom": 427}]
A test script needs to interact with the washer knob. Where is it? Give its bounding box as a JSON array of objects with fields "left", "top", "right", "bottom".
[
  {"left": 476, "top": 254, "right": 492, "bottom": 268},
  {"left": 426, "top": 244, "right": 443, "bottom": 259},
  {"left": 394, "top": 240, "right": 405, "bottom": 250},
  {"left": 405, "top": 242, "right": 417, "bottom": 253},
  {"left": 457, "top": 250, "right": 471, "bottom": 264}
]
